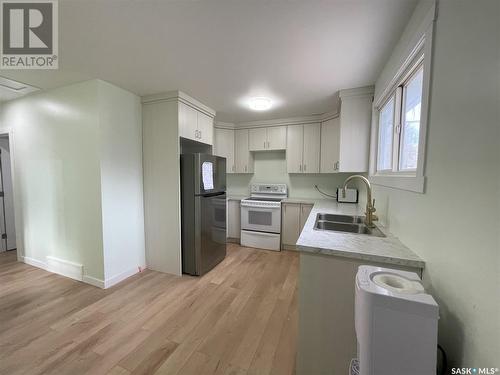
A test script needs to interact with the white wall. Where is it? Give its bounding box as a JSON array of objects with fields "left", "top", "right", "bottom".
[
  {"left": 98, "top": 81, "right": 145, "bottom": 287},
  {"left": 1, "top": 80, "right": 105, "bottom": 280},
  {"left": 227, "top": 150, "right": 356, "bottom": 198},
  {"left": 1, "top": 79, "right": 146, "bottom": 287},
  {"left": 368, "top": 0, "right": 500, "bottom": 367}
]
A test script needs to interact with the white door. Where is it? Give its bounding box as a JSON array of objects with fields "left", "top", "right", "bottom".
[
  {"left": 0, "top": 138, "right": 15, "bottom": 251},
  {"left": 267, "top": 126, "right": 287, "bottom": 150},
  {"left": 235, "top": 129, "right": 252, "bottom": 173},
  {"left": 214, "top": 128, "right": 235, "bottom": 173},
  {"left": 249, "top": 128, "right": 267, "bottom": 151},
  {"left": 302, "top": 123, "right": 321, "bottom": 173},
  {"left": 178, "top": 102, "right": 198, "bottom": 140},
  {"left": 281, "top": 203, "right": 300, "bottom": 246},
  {"left": 286, "top": 125, "right": 303, "bottom": 173},
  {"left": 227, "top": 200, "right": 241, "bottom": 238},
  {"left": 299, "top": 204, "right": 313, "bottom": 231},
  {"left": 241, "top": 204, "right": 281, "bottom": 233},
  {"left": 320, "top": 118, "right": 341, "bottom": 173},
  {"left": 197, "top": 111, "right": 213, "bottom": 145}
]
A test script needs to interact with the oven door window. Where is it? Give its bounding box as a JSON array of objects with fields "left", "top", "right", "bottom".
[{"left": 248, "top": 210, "right": 272, "bottom": 226}]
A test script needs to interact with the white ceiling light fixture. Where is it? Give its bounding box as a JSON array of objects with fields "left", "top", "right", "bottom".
[{"left": 249, "top": 97, "right": 272, "bottom": 111}]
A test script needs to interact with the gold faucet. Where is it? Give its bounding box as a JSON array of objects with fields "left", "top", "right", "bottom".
[{"left": 341, "top": 175, "right": 378, "bottom": 228}]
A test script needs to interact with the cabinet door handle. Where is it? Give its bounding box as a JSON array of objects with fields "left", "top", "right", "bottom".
[
  {"left": 267, "top": 141, "right": 270, "bottom": 148},
  {"left": 264, "top": 141, "right": 266, "bottom": 149},
  {"left": 299, "top": 164, "right": 302, "bottom": 172},
  {"left": 304, "top": 164, "right": 307, "bottom": 172},
  {"left": 245, "top": 165, "right": 247, "bottom": 172}
]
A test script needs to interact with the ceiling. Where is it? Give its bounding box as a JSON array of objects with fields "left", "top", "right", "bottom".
[{"left": 0, "top": 0, "right": 417, "bottom": 123}]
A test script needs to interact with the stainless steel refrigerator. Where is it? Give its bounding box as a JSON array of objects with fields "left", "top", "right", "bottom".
[{"left": 180, "top": 153, "right": 227, "bottom": 276}]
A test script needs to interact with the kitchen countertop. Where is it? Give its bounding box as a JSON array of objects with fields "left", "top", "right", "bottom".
[
  {"left": 296, "top": 199, "right": 425, "bottom": 269},
  {"left": 282, "top": 197, "right": 329, "bottom": 204}
]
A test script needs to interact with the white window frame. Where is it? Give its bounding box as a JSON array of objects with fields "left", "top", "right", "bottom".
[{"left": 369, "top": 10, "right": 435, "bottom": 193}]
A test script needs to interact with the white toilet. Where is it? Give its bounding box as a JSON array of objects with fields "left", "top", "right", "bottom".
[{"left": 353, "top": 265, "right": 439, "bottom": 375}]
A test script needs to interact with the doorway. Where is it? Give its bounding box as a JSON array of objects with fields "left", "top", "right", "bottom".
[{"left": 0, "top": 135, "right": 16, "bottom": 252}]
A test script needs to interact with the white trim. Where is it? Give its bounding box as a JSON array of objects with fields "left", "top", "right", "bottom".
[
  {"left": 46, "top": 256, "right": 84, "bottom": 281},
  {"left": 20, "top": 254, "right": 107, "bottom": 289},
  {"left": 104, "top": 265, "right": 145, "bottom": 289},
  {"left": 215, "top": 110, "right": 340, "bottom": 130},
  {"left": 20, "top": 255, "right": 47, "bottom": 270},
  {"left": 142, "top": 90, "right": 216, "bottom": 118},
  {"left": 339, "top": 85, "right": 375, "bottom": 99},
  {"left": 82, "top": 275, "right": 105, "bottom": 289}
]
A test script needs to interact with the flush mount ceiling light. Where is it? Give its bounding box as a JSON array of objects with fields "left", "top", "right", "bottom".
[{"left": 249, "top": 97, "right": 272, "bottom": 111}]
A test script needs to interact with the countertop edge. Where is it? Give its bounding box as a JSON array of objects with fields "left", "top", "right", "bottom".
[{"left": 297, "top": 244, "right": 425, "bottom": 269}]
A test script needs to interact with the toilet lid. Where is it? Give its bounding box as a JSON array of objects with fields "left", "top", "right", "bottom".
[{"left": 372, "top": 272, "right": 425, "bottom": 294}]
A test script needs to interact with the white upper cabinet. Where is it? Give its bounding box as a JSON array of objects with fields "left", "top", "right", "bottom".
[
  {"left": 286, "top": 123, "right": 320, "bottom": 173},
  {"left": 249, "top": 128, "right": 267, "bottom": 151},
  {"left": 197, "top": 111, "right": 214, "bottom": 145},
  {"left": 235, "top": 129, "right": 254, "bottom": 173},
  {"left": 320, "top": 117, "right": 341, "bottom": 173},
  {"left": 286, "top": 125, "right": 304, "bottom": 173},
  {"left": 214, "top": 128, "right": 235, "bottom": 173},
  {"left": 249, "top": 126, "right": 287, "bottom": 151},
  {"left": 320, "top": 87, "right": 373, "bottom": 173},
  {"left": 267, "top": 126, "right": 287, "bottom": 150},
  {"left": 302, "top": 123, "right": 321, "bottom": 173},
  {"left": 178, "top": 102, "right": 198, "bottom": 140},
  {"left": 178, "top": 99, "right": 215, "bottom": 145},
  {"left": 339, "top": 87, "right": 373, "bottom": 172}
]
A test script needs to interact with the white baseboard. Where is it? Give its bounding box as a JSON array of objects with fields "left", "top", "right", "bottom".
[
  {"left": 46, "top": 256, "right": 83, "bottom": 282},
  {"left": 83, "top": 275, "right": 105, "bottom": 289},
  {"left": 21, "top": 255, "right": 47, "bottom": 270},
  {"left": 20, "top": 254, "right": 105, "bottom": 289},
  {"left": 19, "top": 255, "right": 141, "bottom": 290},
  {"left": 104, "top": 265, "right": 145, "bottom": 289}
]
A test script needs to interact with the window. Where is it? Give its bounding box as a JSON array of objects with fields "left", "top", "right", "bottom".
[
  {"left": 400, "top": 66, "right": 423, "bottom": 170},
  {"left": 369, "top": 2, "right": 435, "bottom": 193},
  {"left": 376, "top": 64, "right": 424, "bottom": 174},
  {"left": 377, "top": 95, "right": 395, "bottom": 171}
]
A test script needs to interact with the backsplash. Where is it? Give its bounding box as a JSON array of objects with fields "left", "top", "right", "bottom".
[{"left": 226, "top": 151, "right": 355, "bottom": 198}]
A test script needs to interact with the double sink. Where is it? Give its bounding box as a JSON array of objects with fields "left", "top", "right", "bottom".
[{"left": 314, "top": 213, "right": 386, "bottom": 237}]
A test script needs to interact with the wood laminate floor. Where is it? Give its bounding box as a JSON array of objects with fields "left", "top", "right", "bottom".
[{"left": 0, "top": 244, "right": 299, "bottom": 375}]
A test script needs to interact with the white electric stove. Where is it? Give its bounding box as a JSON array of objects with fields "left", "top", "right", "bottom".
[{"left": 240, "top": 183, "right": 288, "bottom": 251}]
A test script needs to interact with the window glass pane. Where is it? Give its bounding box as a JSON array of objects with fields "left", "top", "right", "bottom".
[
  {"left": 400, "top": 66, "right": 423, "bottom": 170},
  {"left": 377, "top": 96, "right": 394, "bottom": 171}
]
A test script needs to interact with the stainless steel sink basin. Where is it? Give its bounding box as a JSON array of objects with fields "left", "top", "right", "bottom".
[
  {"left": 316, "top": 213, "right": 364, "bottom": 224},
  {"left": 314, "top": 213, "right": 386, "bottom": 237}
]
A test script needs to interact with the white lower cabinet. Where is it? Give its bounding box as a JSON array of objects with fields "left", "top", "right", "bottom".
[
  {"left": 227, "top": 199, "right": 241, "bottom": 239},
  {"left": 281, "top": 202, "right": 314, "bottom": 249}
]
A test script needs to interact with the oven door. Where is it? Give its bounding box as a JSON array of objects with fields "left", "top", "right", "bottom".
[{"left": 241, "top": 204, "right": 281, "bottom": 233}]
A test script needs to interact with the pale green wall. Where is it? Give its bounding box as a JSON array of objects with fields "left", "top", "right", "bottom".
[
  {"left": 1, "top": 80, "right": 105, "bottom": 280},
  {"left": 367, "top": 0, "right": 500, "bottom": 367},
  {"left": 227, "top": 150, "right": 355, "bottom": 198}
]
